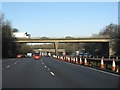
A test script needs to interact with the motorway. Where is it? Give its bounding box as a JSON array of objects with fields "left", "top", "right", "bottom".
[{"left": 2, "top": 57, "right": 120, "bottom": 88}]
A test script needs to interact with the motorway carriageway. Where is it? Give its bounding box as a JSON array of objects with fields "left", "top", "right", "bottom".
[{"left": 2, "top": 57, "right": 120, "bottom": 88}]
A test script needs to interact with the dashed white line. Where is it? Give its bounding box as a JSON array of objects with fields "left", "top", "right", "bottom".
[
  {"left": 48, "top": 68, "right": 50, "bottom": 70},
  {"left": 50, "top": 72, "right": 55, "bottom": 76},
  {"left": 14, "top": 63, "right": 17, "bottom": 64},
  {"left": 6, "top": 66, "right": 10, "bottom": 68},
  {"left": 41, "top": 58, "right": 55, "bottom": 76}
]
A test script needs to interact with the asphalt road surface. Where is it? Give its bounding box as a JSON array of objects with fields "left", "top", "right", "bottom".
[{"left": 2, "top": 57, "right": 120, "bottom": 88}]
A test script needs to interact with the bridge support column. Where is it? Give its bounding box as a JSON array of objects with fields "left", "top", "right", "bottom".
[
  {"left": 109, "top": 41, "right": 115, "bottom": 57},
  {"left": 54, "top": 42, "right": 59, "bottom": 55}
]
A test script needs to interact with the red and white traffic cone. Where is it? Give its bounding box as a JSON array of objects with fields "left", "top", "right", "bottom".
[
  {"left": 112, "top": 58, "right": 116, "bottom": 71},
  {"left": 84, "top": 57, "right": 88, "bottom": 65},
  {"left": 73, "top": 57, "right": 75, "bottom": 63},
  {"left": 100, "top": 57, "right": 104, "bottom": 68},
  {"left": 61, "top": 56, "right": 64, "bottom": 61},
  {"left": 80, "top": 57, "right": 83, "bottom": 64},
  {"left": 71, "top": 57, "right": 74, "bottom": 63},
  {"left": 76, "top": 57, "right": 79, "bottom": 64},
  {"left": 68, "top": 57, "right": 70, "bottom": 62},
  {"left": 66, "top": 56, "right": 68, "bottom": 61}
]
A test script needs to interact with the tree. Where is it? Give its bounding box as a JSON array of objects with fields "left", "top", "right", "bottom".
[
  {"left": 1, "top": 14, "right": 33, "bottom": 58},
  {"left": 99, "top": 24, "right": 119, "bottom": 38},
  {"left": 12, "top": 28, "right": 19, "bottom": 32},
  {"left": 99, "top": 24, "right": 120, "bottom": 55}
]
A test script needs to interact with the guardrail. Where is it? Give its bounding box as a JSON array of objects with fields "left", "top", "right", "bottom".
[{"left": 52, "top": 55, "right": 120, "bottom": 74}]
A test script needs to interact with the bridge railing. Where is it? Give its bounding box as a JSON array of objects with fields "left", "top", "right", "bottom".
[{"left": 52, "top": 55, "right": 120, "bottom": 74}]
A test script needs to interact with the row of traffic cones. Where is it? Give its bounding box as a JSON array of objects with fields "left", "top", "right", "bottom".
[{"left": 53, "top": 55, "right": 119, "bottom": 73}]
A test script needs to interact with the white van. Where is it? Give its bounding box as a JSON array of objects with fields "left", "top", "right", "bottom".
[{"left": 12, "top": 32, "right": 31, "bottom": 38}]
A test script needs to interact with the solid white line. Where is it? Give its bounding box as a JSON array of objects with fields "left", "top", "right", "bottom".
[
  {"left": 80, "top": 66, "right": 120, "bottom": 77},
  {"left": 50, "top": 72, "right": 55, "bottom": 76},
  {"left": 6, "top": 66, "right": 10, "bottom": 68},
  {"left": 62, "top": 61, "right": 120, "bottom": 77}
]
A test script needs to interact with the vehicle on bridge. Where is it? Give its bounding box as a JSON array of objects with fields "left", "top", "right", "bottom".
[{"left": 12, "top": 32, "right": 31, "bottom": 38}]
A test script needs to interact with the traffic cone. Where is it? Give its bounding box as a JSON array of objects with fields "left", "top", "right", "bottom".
[
  {"left": 100, "top": 57, "right": 104, "bottom": 68},
  {"left": 116, "top": 69, "right": 119, "bottom": 73},
  {"left": 71, "top": 57, "right": 74, "bottom": 63},
  {"left": 61, "top": 56, "right": 63, "bottom": 60},
  {"left": 112, "top": 58, "right": 116, "bottom": 71},
  {"left": 66, "top": 56, "right": 68, "bottom": 61},
  {"left": 84, "top": 57, "right": 88, "bottom": 65},
  {"left": 68, "top": 57, "right": 70, "bottom": 62},
  {"left": 89, "top": 64, "right": 92, "bottom": 66},
  {"left": 80, "top": 57, "right": 83, "bottom": 64},
  {"left": 76, "top": 57, "right": 79, "bottom": 64}
]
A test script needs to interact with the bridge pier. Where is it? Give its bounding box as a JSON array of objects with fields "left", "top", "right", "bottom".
[
  {"left": 101, "top": 42, "right": 115, "bottom": 57},
  {"left": 109, "top": 41, "right": 115, "bottom": 57},
  {"left": 54, "top": 42, "right": 59, "bottom": 55}
]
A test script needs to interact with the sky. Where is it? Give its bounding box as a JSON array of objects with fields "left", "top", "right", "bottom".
[{"left": 2, "top": 2, "right": 118, "bottom": 38}]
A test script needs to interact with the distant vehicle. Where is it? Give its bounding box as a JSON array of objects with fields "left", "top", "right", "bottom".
[
  {"left": 16, "top": 54, "right": 23, "bottom": 58},
  {"left": 41, "top": 37, "right": 49, "bottom": 39},
  {"left": 83, "top": 53, "right": 92, "bottom": 57},
  {"left": 12, "top": 32, "right": 31, "bottom": 38},
  {"left": 33, "top": 53, "right": 41, "bottom": 59},
  {"left": 77, "top": 51, "right": 92, "bottom": 58},
  {"left": 65, "top": 36, "right": 74, "bottom": 39},
  {"left": 26, "top": 53, "right": 32, "bottom": 57}
]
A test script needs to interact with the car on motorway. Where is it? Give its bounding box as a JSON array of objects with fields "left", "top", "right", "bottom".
[
  {"left": 16, "top": 54, "right": 23, "bottom": 58},
  {"left": 83, "top": 52, "right": 92, "bottom": 57},
  {"left": 77, "top": 51, "right": 92, "bottom": 58},
  {"left": 33, "top": 53, "right": 41, "bottom": 59}
]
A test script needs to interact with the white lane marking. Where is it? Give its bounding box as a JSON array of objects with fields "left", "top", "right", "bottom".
[
  {"left": 48, "top": 68, "right": 50, "bottom": 70},
  {"left": 50, "top": 72, "right": 55, "bottom": 76},
  {"left": 14, "top": 63, "right": 17, "bottom": 64},
  {"left": 6, "top": 66, "right": 10, "bottom": 68},
  {"left": 80, "top": 65, "right": 120, "bottom": 77},
  {"left": 41, "top": 58, "right": 55, "bottom": 76}
]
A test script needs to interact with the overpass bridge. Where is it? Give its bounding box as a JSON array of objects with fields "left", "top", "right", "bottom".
[{"left": 14, "top": 37, "right": 115, "bottom": 57}]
